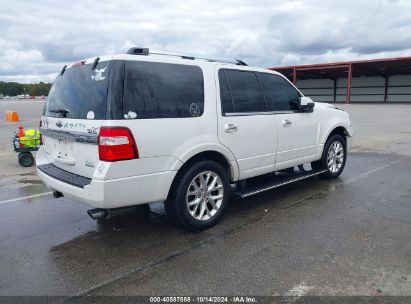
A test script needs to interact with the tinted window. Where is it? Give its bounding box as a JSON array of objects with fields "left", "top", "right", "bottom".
[
  {"left": 123, "top": 61, "right": 204, "bottom": 119},
  {"left": 259, "top": 73, "right": 300, "bottom": 111},
  {"left": 45, "top": 61, "right": 110, "bottom": 119},
  {"left": 218, "top": 70, "right": 234, "bottom": 113},
  {"left": 223, "top": 69, "right": 266, "bottom": 113}
]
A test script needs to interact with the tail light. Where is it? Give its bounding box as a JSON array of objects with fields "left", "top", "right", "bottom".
[{"left": 98, "top": 127, "right": 139, "bottom": 161}]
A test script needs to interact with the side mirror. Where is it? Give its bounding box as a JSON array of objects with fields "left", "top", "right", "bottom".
[
  {"left": 289, "top": 100, "right": 300, "bottom": 111},
  {"left": 299, "top": 96, "right": 315, "bottom": 112}
]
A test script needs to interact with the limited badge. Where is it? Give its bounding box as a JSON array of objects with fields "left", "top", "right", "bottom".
[
  {"left": 85, "top": 160, "right": 94, "bottom": 168},
  {"left": 190, "top": 103, "right": 201, "bottom": 117}
]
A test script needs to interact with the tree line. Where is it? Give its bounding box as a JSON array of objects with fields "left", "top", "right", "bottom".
[{"left": 0, "top": 81, "right": 52, "bottom": 97}]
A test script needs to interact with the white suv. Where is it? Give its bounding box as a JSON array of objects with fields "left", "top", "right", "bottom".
[{"left": 37, "top": 47, "right": 353, "bottom": 231}]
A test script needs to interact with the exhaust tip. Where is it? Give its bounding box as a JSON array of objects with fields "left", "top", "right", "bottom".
[
  {"left": 87, "top": 208, "right": 107, "bottom": 220},
  {"left": 53, "top": 190, "right": 64, "bottom": 198}
]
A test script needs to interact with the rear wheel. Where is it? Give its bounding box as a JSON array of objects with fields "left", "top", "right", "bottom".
[
  {"left": 18, "top": 152, "right": 34, "bottom": 167},
  {"left": 165, "top": 160, "right": 230, "bottom": 232},
  {"left": 313, "top": 134, "right": 347, "bottom": 179}
]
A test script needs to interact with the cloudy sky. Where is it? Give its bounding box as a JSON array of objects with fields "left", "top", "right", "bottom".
[{"left": 1, "top": 0, "right": 411, "bottom": 83}]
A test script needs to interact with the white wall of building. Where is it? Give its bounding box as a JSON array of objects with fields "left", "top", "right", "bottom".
[
  {"left": 387, "top": 75, "right": 411, "bottom": 102},
  {"left": 296, "top": 74, "right": 411, "bottom": 103}
]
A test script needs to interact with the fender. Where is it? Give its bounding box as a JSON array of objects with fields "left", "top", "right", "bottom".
[
  {"left": 313, "top": 122, "right": 352, "bottom": 160},
  {"left": 321, "top": 122, "right": 353, "bottom": 144},
  {"left": 169, "top": 141, "right": 240, "bottom": 181}
]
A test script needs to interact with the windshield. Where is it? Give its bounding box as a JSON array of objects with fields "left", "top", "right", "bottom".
[{"left": 44, "top": 61, "right": 111, "bottom": 119}]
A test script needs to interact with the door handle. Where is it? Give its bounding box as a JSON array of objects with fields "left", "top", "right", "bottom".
[
  {"left": 224, "top": 123, "right": 238, "bottom": 133},
  {"left": 281, "top": 119, "right": 292, "bottom": 127}
]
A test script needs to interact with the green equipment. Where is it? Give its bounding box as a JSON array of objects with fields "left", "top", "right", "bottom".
[{"left": 13, "top": 128, "right": 41, "bottom": 167}]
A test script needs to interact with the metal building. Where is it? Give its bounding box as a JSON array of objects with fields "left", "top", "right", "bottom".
[{"left": 271, "top": 56, "right": 411, "bottom": 103}]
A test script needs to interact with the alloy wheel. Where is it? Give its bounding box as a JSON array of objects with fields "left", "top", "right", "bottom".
[
  {"left": 186, "top": 171, "right": 224, "bottom": 221},
  {"left": 327, "top": 140, "right": 344, "bottom": 173}
]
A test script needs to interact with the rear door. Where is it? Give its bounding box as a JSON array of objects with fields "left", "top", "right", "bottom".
[
  {"left": 216, "top": 67, "right": 277, "bottom": 180},
  {"left": 41, "top": 60, "right": 113, "bottom": 178},
  {"left": 259, "top": 72, "right": 320, "bottom": 169}
]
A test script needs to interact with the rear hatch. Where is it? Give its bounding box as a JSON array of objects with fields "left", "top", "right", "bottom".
[{"left": 41, "top": 58, "right": 115, "bottom": 178}]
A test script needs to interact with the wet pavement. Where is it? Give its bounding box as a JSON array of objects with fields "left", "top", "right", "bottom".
[{"left": 0, "top": 101, "right": 410, "bottom": 296}]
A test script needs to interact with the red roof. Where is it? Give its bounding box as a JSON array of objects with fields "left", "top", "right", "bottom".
[
  {"left": 270, "top": 55, "right": 411, "bottom": 79},
  {"left": 270, "top": 55, "right": 411, "bottom": 70}
]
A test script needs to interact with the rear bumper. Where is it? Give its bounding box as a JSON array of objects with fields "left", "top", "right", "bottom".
[
  {"left": 36, "top": 145, "right": 177, "bottom": 209},
  {"left": 37, "top": 167, "right": 176, "bottom": 208}
]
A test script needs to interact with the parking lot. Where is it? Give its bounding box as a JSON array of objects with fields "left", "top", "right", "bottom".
[{"left": 0, "top": 100, "right": 410, "bottom": 296}]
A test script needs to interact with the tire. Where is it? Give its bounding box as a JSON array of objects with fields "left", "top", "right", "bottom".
[
  {"left": 165, "top": 160, "right": 230, "bottom": 232},
  {"left": 18, "top": 152, "right": 34, "bottom": 167},
  {"left": 313, "top": 134, "right": 347, "bottom": 179}
]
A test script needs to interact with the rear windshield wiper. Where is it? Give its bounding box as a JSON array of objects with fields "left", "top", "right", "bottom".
[{"left": 49, "top": 109, "right": 69, "bottom": 118}]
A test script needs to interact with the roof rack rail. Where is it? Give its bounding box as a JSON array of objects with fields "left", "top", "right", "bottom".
[{"left": 126, "top": 47, "right": 247, "bottom": 66}]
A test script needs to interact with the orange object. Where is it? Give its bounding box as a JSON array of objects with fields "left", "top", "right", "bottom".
[
  {"left": 18, "top": 126, "right": 25, "bottom": 138},
  {"left": 5, "top": 111, "right": 20, "bottom": 122}
]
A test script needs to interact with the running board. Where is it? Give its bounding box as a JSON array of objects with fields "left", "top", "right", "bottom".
[{"left": 234, "top": 169, "right": 327, "bottom": 199}]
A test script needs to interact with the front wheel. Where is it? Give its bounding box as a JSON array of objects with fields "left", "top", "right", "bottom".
[
  {"left": 165, "top": 160, "right": 230, "bottom": 232},
  {"left": 313, "top": 134, "right": 347, "bottom": 179}
]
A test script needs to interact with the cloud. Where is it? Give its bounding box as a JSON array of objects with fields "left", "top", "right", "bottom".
[{"left": 1, "top": 0, "right": 411, "bottom": 83}]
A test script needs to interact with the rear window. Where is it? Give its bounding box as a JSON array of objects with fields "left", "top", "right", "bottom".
[
  {"left": 218, "top": 70, "right": 234, "bottom": 113},
  {"left": 221, "top": 69, "right": 266, "bottom": 113},
  {"left": 45, "top": 61, "right": 110, "bottom": 119},
  {"left": 122, "top": 61, "right": 204, "bottom": 119}
]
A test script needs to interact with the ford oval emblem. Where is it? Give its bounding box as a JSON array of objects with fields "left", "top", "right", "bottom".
[{"left": 56, "top": 121, "right": 63, "bottom": 128}]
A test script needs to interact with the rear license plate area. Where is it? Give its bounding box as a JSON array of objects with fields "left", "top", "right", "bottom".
[{"left": 53, "top": 139, "right": 74, "bottom": 164}]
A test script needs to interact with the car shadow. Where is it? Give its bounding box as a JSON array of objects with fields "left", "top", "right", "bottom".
[{"left": 47, "top": 174, "right": 338, "bottom": 294}]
